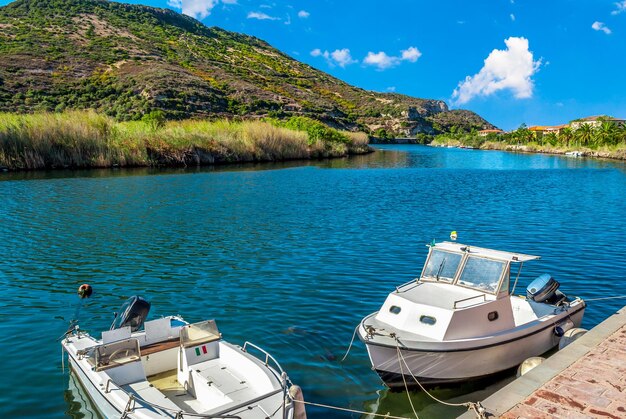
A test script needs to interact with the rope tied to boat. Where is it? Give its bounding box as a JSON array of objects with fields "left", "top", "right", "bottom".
[
  {"left": 392, "top": 337, "right": 488, "bottom": 419},
  {"left": 582, "top": 295, "right": 626, "bottom": 302},
  {"left": 291, "top": 398, "right": 411, "bottom": 419},
  {"left": 340, "top": 324, "right": 359, "bottom": 362}
]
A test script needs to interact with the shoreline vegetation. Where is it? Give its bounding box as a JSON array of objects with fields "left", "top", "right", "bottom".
[
  {"left": 430, "top": 123, "right": 626, "bottom": 161},
  {"left": 0, "top": 111, "right": 371, "bottom": 171}
]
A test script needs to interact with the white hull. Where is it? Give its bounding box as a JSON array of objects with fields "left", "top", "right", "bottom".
[
  {"left": 362, "top": 305, "right": 584, "bottom": 386},
  {"left": 69, "top": 356, "right": 121, "bottom": 418},
  {"left": 62, "top": 316, "right": 296, "bottom": 419}
]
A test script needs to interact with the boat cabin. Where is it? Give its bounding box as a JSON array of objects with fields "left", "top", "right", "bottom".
[
  {"left": 419, "top": 241, "right": 540, "bottom": 298},
  {"left": 374, "top": 242, "right": 547, "bottom": 341}
]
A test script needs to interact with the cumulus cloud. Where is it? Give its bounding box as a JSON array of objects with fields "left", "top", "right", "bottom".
[
  {"left": 363, "top": 46, "right": 421, "bottom": 70},
  {"left": 311, "top": 48, "right": 356, "bottom": 67},
  {"left": 167, "top": 0, "right": 218, "bottom": 19},
  {"left": 592, "top": 21, "right": 612, "bottom": 35},
  {"left": 247, "top": 11, "right": 280, "bottom": 20},
  {"left": 401, "top": 46, "right": 422, "bottom": 62},
  {"left": 451, "top": 37, "right": 541, "bottom": 105},
  {"left": 298, "top": 10, "right": 310, "bottom": 18},
  {"left": 612, "top": 1, "right": 626, "bottom": 15},
  {"left": 330, "top": 49, "right": 357, "bottom": 67},
  {"left": 364, "top": 51, "right": 400, "bottom": 70}
]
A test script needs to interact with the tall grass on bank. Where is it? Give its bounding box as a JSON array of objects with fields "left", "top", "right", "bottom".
[{"left": 0, "top": 111, "right": 371, "bottom": 170}]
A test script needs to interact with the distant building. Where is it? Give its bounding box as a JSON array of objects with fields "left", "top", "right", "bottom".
[
  {"left": 477, "top": 129, "right": 504, "bottom": 137},
  {"left": 570, "top": 116, "right": 626, "bottom": 130},
  {"left": 528, "top": 125, "right": 567, "bottom": 135}
]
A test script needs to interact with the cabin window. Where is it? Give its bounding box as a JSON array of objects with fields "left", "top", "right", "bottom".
[
  {"left": 389, "top": 306, "right": 402, "bottom": 314},
  {"left": 422, "top": 250, "right": 462, "bottom": 282},
  {"left": 419, "top": 315, "right": 437, "bottom": 325},
  {"left": 457, "top": 256, "right": 505, "bottom": 293},
  {"left": 488, "top": 311, "right": 499, "bottom": 321}
]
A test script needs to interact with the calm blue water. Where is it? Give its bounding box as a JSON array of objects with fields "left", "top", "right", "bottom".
[{"left": 1, "top": 145, "right": 625, "bottom": 418}]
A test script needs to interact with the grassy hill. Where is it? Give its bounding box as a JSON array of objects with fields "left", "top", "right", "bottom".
[{"left": 0, "top": 0, "right": 496, "bottom": 136}]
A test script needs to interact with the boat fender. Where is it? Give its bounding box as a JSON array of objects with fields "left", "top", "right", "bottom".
[
  {"left": 554, "top": 326, "right": 565, "bottom": 337},
  {"left": 289, "top": 385, "right": 307, "bottom": 419},
  {"left": 77, "top": 284, "right": 93, "bottom": 299},
  {"left": 517, "top": 357, "right": 545, "bottom": 377},
  {"left": 558, "top": 328, "right": 588, "bottom": 350}
]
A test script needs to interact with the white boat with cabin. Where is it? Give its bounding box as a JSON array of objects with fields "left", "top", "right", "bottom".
[
  {"left": 62, "top": 296, "right": 300, "bottom": 418},
  {"left": 357, "top": 241, "right": 586, "bottom": 387}
]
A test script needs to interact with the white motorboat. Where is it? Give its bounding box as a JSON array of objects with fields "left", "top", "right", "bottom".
[
  {"left": 62, "top": 295, "right": 300, "bottom": 418},
  {"left": 357, "top": 241, "right": 586, "bottom": 387}
]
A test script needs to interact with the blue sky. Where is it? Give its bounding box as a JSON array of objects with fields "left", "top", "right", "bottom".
[{"left": 3, "top": 0, "right": 626, "bottom": 129}]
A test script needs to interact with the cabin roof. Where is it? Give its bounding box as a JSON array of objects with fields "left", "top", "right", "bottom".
[{"left": 432, "top": 241, "right": 540, "bottom": 263}]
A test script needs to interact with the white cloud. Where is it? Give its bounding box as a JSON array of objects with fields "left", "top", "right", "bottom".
[
  {"left": 167, "top": 0, "right": 218, "bottom": 19},
  {"left": 510, "top": 14, "right": 516, "bottom": 21},
  {"left": 363, "top": 46, "right": 421, "bottom": 70},
  {"left": 298, "top": 10, "right": 310, "bottom": 18},
  {"left": 247, "top": 11, "right": 280, "bottom": 20},
  {"left": 592, "top": 21, "right": 612, "bottom": 35},
  {"left": 221, "top": 0, "right": 237, "bottom": 3},
  {"left": 612, "top": 1, "right": 626, "bottom": 15},
  {"left": 311, "top": 48, "right": 357, "bottom": 67},
  {"left": 330, "top": 49, "right": 357, "bottom": 67},
  {"left": 363, "top": 51, "right": 400, "bottom": 70},
  {"left": 451, "top": 37, "right": 541, "bottom": 105},
  {"left": 401, "top": 46, "right": 422, "bottom": 62},
  {"left": 386, "top": 86, "right": 396, "bottom": 92}
]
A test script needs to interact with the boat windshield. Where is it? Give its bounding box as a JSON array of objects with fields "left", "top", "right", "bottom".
[
  {"left": 422, "top": 250, "right": 462, "bottom": 282},
  {"left": 457, "top": 256, "right": 505, "bottom": 293}
]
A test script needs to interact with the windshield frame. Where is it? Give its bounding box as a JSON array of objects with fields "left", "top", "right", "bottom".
[
  {"left": 419, "top": 247, "right": 511, "bottom": 295},
  {"left": 420, "top": 249, "right": 464, "bottom": 283}
]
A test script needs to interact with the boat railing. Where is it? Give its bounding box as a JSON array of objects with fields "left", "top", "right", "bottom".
[
  {"left": 395, "top": 278, "right": 421, "bottom": 293},
  {"left": 102, "top": 378, "right": 242, "bottom": 418},
  {"left": 242, "top": 341, "right": 286, "bottom": 379},
  {"left": 453, "top": 294, "right": 487, "bottom": 309}
]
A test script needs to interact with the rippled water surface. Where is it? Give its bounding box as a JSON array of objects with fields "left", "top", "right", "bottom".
[{"left": 1, "top": 145, "right": 626, "bottom": 418}]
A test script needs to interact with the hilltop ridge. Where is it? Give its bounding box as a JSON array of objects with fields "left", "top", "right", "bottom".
[{"left": 0, "top": 0, "right": 496, "bottom": 135}]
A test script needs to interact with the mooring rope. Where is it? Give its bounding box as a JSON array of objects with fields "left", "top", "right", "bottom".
[
  {"left": 340, "top": 324, "right": 359, "bottom": 362},
  {"left": 291, "top": 398, "right": 410, "bottom": 419},
  {"left": 583, "top": 295, "right": 626, "bottom": 302},
  {"left": 393, "top": 338, "right": 487, "bottom": 419},
  {"left": 395, "top": 343, "right": 420, "bottom": 419}
]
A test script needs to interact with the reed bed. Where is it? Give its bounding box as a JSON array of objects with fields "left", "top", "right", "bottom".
[{"left": 0, "top": 111, "right": 372, "bottom": 170}]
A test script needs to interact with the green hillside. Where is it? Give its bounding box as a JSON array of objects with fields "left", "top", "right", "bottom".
[{"left": 0, "top": 0, "right": 496, "bottom": 135}]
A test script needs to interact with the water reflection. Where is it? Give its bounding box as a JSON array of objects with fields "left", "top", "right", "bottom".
[{"left": 64, "top": 372, "right": 102, "bottom": 419}]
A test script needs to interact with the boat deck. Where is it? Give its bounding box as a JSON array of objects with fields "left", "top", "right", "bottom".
[{"left": 122, "top": 358, "right": 284, "bottom": 418}]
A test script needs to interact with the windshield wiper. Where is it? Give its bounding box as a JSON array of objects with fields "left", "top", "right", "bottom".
[{"left": 436, "top": 258, "right": 446, "bottom": 281}]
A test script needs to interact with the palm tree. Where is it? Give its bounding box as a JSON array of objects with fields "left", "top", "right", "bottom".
[
  {"left": 559, "top": 127, "right": 573, "bottom": 147},
  {"left": 574, "top": 123, "right": 593, "bottom": 147},
  {"left": 617, "top": 123, "right": 626, "bottom": 144},
  {"left": 597, "top": 121, "right": 617, "bottom": 146}
]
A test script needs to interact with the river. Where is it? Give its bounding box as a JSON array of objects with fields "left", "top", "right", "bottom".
[{"left": 1, "top": 145, "right": 625, "bottom": 418}]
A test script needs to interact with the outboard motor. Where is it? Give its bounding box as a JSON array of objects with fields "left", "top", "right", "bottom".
[
  {"left": 527, "top": 274, "right": 567, "bottom": 305},
  {"left": 110, "top": 295, "right": 151, "bottom": 332}
]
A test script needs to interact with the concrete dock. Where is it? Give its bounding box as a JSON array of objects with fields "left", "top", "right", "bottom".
[{"left": 459, "top": 306, "right": 626, "bottom": 418}]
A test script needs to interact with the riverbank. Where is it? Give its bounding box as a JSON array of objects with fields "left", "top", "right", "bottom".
[
  {"left": 431, "top": 138, "right": 626, "bottom": 161},
  {"left": 0, "top": 111, "right": 372, "bottom": 171}
]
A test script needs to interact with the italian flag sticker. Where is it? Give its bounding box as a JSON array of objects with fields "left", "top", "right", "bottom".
[{"left": 195, "top": 345, "right": 208, "bottom": 356}]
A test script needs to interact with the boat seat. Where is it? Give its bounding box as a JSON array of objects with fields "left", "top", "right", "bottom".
[
  {"left": 141, "top": 338, "right": 179, "bottom": 356},
  {"left": 124, "top": 380, "right": 182, "bottom": 413}
]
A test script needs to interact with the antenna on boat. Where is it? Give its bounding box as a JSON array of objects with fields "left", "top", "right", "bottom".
[{"left": 58, "top": 284, "right": 93, "bottom": 340}]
